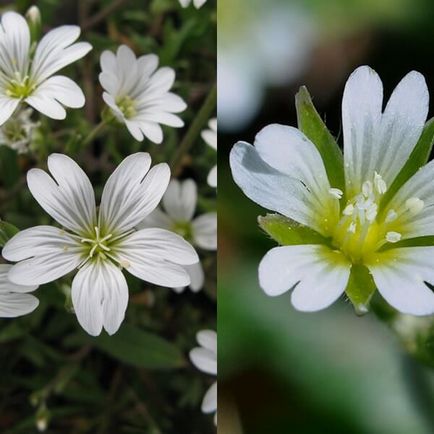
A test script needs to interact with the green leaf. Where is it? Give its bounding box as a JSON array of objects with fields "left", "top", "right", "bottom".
[
  {"left": 295, "top": 86, "right": 345, "bottom": 192},
  {"left": 0, "top": 220, "right": 19, "bottom": 246},
  {"left": 381, "top": 117, "right": 434, "bottom": 209},
  {"left": 91, "top": 324, "right": 185, "bottom": 370},
  {"left": 345, "top": 265, "right": 376, "bottom": 315},
  {"left": 258, "top": 213, "right": 328, "bottom": 246}
]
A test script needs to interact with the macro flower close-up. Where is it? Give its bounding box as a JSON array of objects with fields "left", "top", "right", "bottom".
[
  {"left": 230, "top": 66, "right": 434, "bottom": 316},
  {"left": 0, "top": 10, "right": 91, "bottom": 124},
  {"left": 99, "top": 45, "right": 187, "bottom": 144},
  {"left": 140, "top": 178, "right": 217, "bottom": 292},
  {"left": 3, "top": 152, "right": 198, "bottom": 336}
]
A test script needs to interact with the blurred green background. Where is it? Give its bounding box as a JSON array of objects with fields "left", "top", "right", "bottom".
[
  {"left": 218, "top": 0, "right": 434, "bottom": 433},
  {"left": 0, "top": 0, "right": 216, "bottom": 433}
]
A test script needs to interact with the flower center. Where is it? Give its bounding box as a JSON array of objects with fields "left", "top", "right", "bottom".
[
  {"left": 5, "top": 73, "right": 36, "bottom": 99},
  {"left": 171, "top": 221, "right": 193, "bottom": 241},
  {"left": 80, "top": 226, "right": 113, "bottom": 260},
  {"left": 330, "top": 172, "right": 423, "bottom": 263},
  {"left": 116, "top": 95, "right": 137, "bottom": 119}
]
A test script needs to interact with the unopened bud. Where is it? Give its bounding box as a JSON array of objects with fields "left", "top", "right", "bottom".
[{"left": 25, "top": 6, "right": 42, "bottom": 42}]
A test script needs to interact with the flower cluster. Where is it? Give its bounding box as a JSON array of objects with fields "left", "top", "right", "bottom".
[{"left": 0, "top": 4, "right": 216, "bottom": 428}]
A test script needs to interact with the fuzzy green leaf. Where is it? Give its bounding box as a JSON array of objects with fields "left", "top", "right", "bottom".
[
  {"left": 381, "top": 118, "right": 434, "bottom": 209},
  {"left": 258, "top": 213, "right": 327, "bottom": 246},
  {"left": 91, "top": 324, "right": 185, "bottom": 370},
  {"left": 345, "top": 265, "right": 376, "bottom": 315},
  {"left": 295, "top": 86, "right": 345, "bottom": 192},
  {"left": 0, "top": 220, "right": 19, "bottom": 247}
]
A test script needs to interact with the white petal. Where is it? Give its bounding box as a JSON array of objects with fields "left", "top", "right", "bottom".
[
  {"left": 202, "top": 382, "right": 217, "bottom": 414},
  {"left": 342, "top": 66, "right": 428, "bottom": 194},
  {"left": 383, "top": 160, "right": 434, "bottom": 238},
  {"left": 192, "top": 213, "right": 217, "bottom": 250},
  {"left": 99, "top": 153, "right": 170, "bottom": 234},
  {"left": 197, "top": 329, "right": 217, "bottom": 353},
  {"left": 342, "top": 66, "right": 383, "bottom": 194},
  {"left": 0, "top": 293, "right": 39, "bottom": 318},
  {"left": 194, "top": 0, "right": 208, "bottom": 8},
  {"left": 162, "top": 179, "right": 197, "bottom": 221},
  {"left": 26, "top": 154, "right": 97, "bottom": 234},
  {"left": 190, "top": 348, "right": 217, "bottom": 375},
  {"left": 0, "top": 264, "right": 38, "bottom": 293},
  {"left": 116, "top": 228, "right": 198, "bottom": 288},
  {"left": 138, "top": 208, "right": 173, "bottom": 230},
  {"left": 126, "top": 120, "right": 163, "bottom": 144},
  {"left": 25, "top": 93, "right": 66, "bottom": 119},
  {"left": 71, "top": 260, "right": 128, "bottom": 336},
  {"left": 4, "top": 226, "right": 82, "bottom": 286},
  {"left": 0, "top": 12, "right": 30, "bottom": 77},
  {"left": 258, "top": 245, "right": 351, "bottom": 311},
  {"left": 0, "top": 97, "right": 20, "bottom": 126},
  {"left": 366, "top": 247, "right": 434, "bottom": 315},
  {"left": 30, "top": 76, "right": 85, "bottom": 109},
  {"left": 230, "top": 141, "right": 324, "bottom": 234},
  {"left": 207, "top": 165, "right": 217, "bottom": 188},
  {"left": 185, "top": 261, "right": 204, "bottom": 292}
]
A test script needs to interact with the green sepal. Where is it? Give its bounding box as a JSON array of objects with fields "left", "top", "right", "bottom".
[
  {"left": 345, "top": 264, "right": 376, "bottom": 315},
  {"left": 0, "top": 220, "right": 19, "bottom": 247},
  {"left": 379, "top": 235, "right": 434, "bottom": 251},
  {"left": 90, "top": 323, "right": 185, "bottom": 370},
  {"left": 295, "top": 86, "right": 345, "bottom": 193},
  {"left": 381, "top": 117, "right": 434, "bottom": 210},
  {"left": 258, "top": 213, "right": 327, "bottom": 246}
]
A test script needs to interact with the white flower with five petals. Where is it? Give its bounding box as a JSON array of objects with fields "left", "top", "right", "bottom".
[
  {"left": 189, "top": 329, "right": 217, "bottom": 425},
  {"left": 202, "top": 118, "right": 217, "bottom": 187},
  {"left": 140, "top": 179, "right": 216, "bottom": 292},
  {"left": 0, "top": 11, "right": 92, "bottom": 124},
  {"left": 0, "top": 264, "right": 38, "bottom": 317},
  {"left": 230, "top": 66, "right": 434, "bottom": 315},
  {"left": 99, "top": 45, "right": 186, "bottom": 144},
  {"left": 3, "top": 153, "right": 198, "bottom": 336}
]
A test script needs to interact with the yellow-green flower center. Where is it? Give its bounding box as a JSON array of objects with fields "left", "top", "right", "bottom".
[
  {"left": 116, "top": 95, "right": 137, "bottom": 119},
  {"left": 81, "top": 226, "right": 113, "bottom": 260},
  {"left": 171, "top": 221, "right": 192, "bottom": 241},
  {"left": 329, "top": 172, "right": 423, "bottom": 263},
  {"left": 5, "top": 74, "right": 36, "bottom": 99}
]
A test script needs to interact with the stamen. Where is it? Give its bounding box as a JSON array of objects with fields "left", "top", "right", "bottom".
[
  {"left": 386, "top": 231, "right": 402, "bottom": 243},
  {"left": 405, "top": 197, "right": 424, "bottom": 215},
  {"left": 329, "top": 188, "right": 343, "bottom": 199},
  {"left": 385, "top": 209, "right": 398, "bottom": 223},
  {"left": 343, "top": 204, "right": 354, "bottom": 216},
  {"left": 348, "top": 222, "right": 357, "bottom": 233},
  {"left": 374, "top": 172, "right": 387, "bottom": 194},
  {"left": 362, "top": 181, "right": 373, "bottom": 197},
  {"left": 365, "top": 203, "right": 378, "bottom": 222}
]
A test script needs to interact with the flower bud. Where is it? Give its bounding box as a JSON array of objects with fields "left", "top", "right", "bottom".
[{"left": 25, "top": 6, "right": 42, "bottom": 42}]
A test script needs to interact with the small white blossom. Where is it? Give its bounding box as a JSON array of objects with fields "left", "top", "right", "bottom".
[
  {"left": 190, "top": 329, "right": 217, "bottom": 425},
  {"left": 3, "top": 153, "right": 198, "bottom": 336},
  {"left": 140, "top": 179, "right": 216, "bottom": 293},
  {"left": 179, "top": 0, "right": 208, "bottom": 8},
  {"left": 0, "top": 11, "right": 92, "bottom": 124},
  {"left": 202, "top": 118, "right": 217, "bottom": 187},
  {"left": 99, "top": 45, "right": 186, "bottom": 144},
  {"left": 0, "top": 108, "right": 38, "bottom": 153},
  {"left": 0, "top": 264, "right": 38, "bottom": 317},
  {"left": 230, "top": 66, "right": 434, "bottom": 315}
]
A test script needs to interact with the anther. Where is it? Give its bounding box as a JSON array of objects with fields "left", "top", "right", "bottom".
[
  {"left": 405, "top": 197, "right": 424, "bottom": 215},
  {"left": 348, "top": 222, "right": 357, "bottom": 233},
  {"left": 385, "top": 209, "right": 398, "bottom": 223},
  {"left": 343, "top": 204, "right": 354, "bottom": 216},
  {"left": 374, "top": 172, "right": 387, "bottom": 194},
  {"left": 329, "top": 188, "right": 343, "bottom": 199},
  {"left": 386, "top": 231, "right": 402, "bottom": 243}
]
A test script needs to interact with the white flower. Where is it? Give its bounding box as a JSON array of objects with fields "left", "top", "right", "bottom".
[
  {"left": 99, "top": 45, "right": 187, "bottom": 144},
  {"left": 0, "top": 263, "right": 38, "bottom": 317},
  {"left": 230, "top": 66, "right": 434, "bottom": 315},
  {"left": 0, "top": 108, "right": 38, "bottom": 153},
  {"left": 202, "top": 118, "right": 217, "bottom": 187},
  {"left": 190, "top": 329, "right": 217, "bottom": 425},
  {"left": 179, "top": 0, "right": 208, "bottom": 8},
  {"left": 2, "top": 153, "right": 198, "bottom": 336},
  {"left": 140, "top": 179, "right": 216, "bottom": 292},
  {"left": 0, "top": 11, "right": 92, "bottom": 124}
]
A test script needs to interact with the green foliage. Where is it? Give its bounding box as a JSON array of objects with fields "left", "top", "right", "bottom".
[
  {"left": 295, "top": 86, "right": 345, "bottom": 193},
  {"left": 258, "top": 213, "right": 327, "bottom": 246},
  {"left": 0, "top": 219, "right": 19, "bottom": 246}
]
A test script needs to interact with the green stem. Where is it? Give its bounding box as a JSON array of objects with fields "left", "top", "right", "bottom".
[
  {"left": 82, "top": 120, "right": 108, "bottom": 148},
  {"left": 170, "top": 82, "right": 216, "bottom": 174}
]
